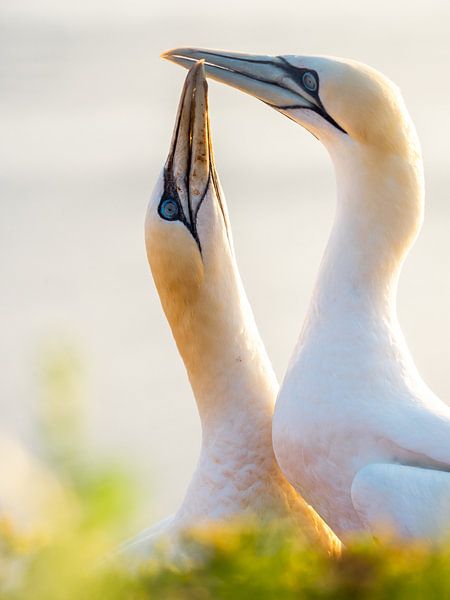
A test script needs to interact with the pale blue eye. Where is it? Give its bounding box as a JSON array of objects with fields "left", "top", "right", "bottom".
[
  {"left": 159, "top": 198, "right": 180, "bottom": 221},
  {"left": 302, "top": 72, "right": 317, "bottom": 92}
]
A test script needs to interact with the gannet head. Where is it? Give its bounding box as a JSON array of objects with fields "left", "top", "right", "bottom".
[
  {"left": 146, "top": 61, "right": 235, "bottom": 341},
  {"left": 161, "top": 48, "right": 420, "bottom": 158},
  {"left": 162, "top": 48, "right": 424, "bottom": 263}
]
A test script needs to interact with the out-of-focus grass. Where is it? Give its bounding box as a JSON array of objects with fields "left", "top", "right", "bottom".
[{"left": 1, "top": 349, "right": 450, "bottom": 599}]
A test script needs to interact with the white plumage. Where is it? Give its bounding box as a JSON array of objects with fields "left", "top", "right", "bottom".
[
  {"left": 163, "top": 48, "right": 450, "bottom": 542},
  {"left": 120, "top": 61, "right": 340, "bottom": 561}
]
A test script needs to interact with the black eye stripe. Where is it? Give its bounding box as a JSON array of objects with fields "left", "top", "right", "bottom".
[
  {"left": 159, "top": 167, "right": 206, "bottom": 254},
  {"left": 159, "top": 169, "right": 189, "bottom": 228},
  {"left": 276, "top": 57, "right": 320, "bottom": 96},
  {"left": 275, "top": 57, "right": 347, "bottom": 134}
]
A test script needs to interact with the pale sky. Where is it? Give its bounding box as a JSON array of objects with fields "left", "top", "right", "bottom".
[{"left": 1, "top": 0, "right": 449, "bottom": 525}]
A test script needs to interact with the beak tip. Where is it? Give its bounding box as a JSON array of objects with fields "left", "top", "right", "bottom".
[
  {"left": 192, "top": 58, "right": 206, "bottom": 73},
  {"left": 187, "top": 60, "right": 207, "bottom": 94},
  {"left": 162, "top": 49, "right": 206, "bottom": 84},
  {"left": 161, "top": 48, "right": 180, "bottom": 61},
  {"left": 161, "top": 47, "right": 198, "bottom": 62}
]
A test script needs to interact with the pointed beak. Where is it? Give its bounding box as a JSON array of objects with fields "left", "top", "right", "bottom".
[
  {"left": 162, "top": 47, "right": 347, "bottom": 134},
  {"left": 162, "top": 47, "right": 315, "bottom": 111},
  {"left": 165, "top": 60, "right": 211, "bottom": 231}
]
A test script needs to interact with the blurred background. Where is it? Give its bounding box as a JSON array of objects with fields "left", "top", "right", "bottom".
[{"left": 1, "top": 0, "right": 449, "bottom": 529}]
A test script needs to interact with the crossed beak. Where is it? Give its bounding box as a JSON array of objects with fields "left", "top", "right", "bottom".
[
  {"left": 164, "top": 60, "right": 229, "bottom": 252},
  {"left": 162, "top": 47, "right": 346, "bottom": 134},
  {"left": 165, "top": 59, "right": 212, "bottom": 234}
]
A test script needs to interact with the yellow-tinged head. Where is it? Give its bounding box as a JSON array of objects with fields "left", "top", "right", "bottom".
[
  {"left": 161, "top": 48, "right": 421, "bottom": 159},
  {"left": 146, "top": 61, "right": 244, "bottom": 373},
  {"left": 162, "top": 49, "right": 425, "bottom": 269}
]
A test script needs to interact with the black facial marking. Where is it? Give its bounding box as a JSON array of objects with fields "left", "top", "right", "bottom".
[
  {"left": 159, "top": 65, "right": 232, "bottom": 257},
  {"left": 159, "top": 171, "right": 203, "bottom": 255},
  {"left": 159, "top": 77, "right": 202, "bottom": 252},
  {"left": 302, "top": 71, "right": 318, "bottom": 92},
  {"left": 277, "top": 57, "right": 322, "bottom": 98},
  {"left": 160, "top": 83, "right": 229, "bottom": 256},
  {"left": 276, "top": 57, "right": 347, "bottom": 134},
  {"left": 196, "top": 51, "right": 275, "bottom": 66},
  {"left": 195, "top": 51, "right": 347, "bottom": 134},
  {"left": 158, "top": 197, "right": 180, "bottom": 221}
]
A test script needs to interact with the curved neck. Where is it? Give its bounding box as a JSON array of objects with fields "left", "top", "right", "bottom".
[
  {"left": 161, "top": 260, "right": 277, "bottom": 438},
  {"left": 309, "top": 141, "right": 424, "bottom": 327}
]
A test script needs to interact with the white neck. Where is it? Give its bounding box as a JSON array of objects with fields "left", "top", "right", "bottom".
[{"left": 306, "top": 139, "right": 424, "bottom": 330}]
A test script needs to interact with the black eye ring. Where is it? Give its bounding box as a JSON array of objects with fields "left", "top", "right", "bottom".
[
  {"left": 159, "top": 198, "right": 180, "bottom": 221},
  {"left": 302, "top": 71, "right": 318, "bottom": 93}
]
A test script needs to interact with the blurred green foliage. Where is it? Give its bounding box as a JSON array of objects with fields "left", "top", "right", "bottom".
[{"left": 1, "top": 351, "right": 449, "bottom": 599}]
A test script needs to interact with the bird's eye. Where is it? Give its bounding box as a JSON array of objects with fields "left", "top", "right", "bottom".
[
  {"left": 302, "top": 72, "right": 317, "bottom": 92},
  {"left": 159, "top": 198, "right": 180, "bottom": 221}
]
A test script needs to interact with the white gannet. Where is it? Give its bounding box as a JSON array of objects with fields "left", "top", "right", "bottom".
[
  {"left": 163, "top": 48, "right": 450, "bottom": 541},
  {"left": 121, "top": 61, "right": 340, "bottom": 559}
]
